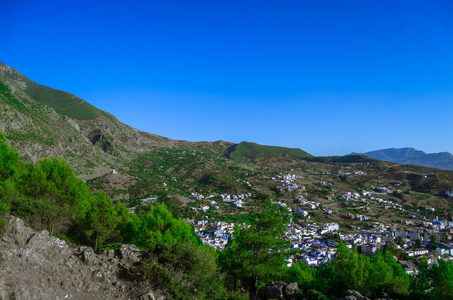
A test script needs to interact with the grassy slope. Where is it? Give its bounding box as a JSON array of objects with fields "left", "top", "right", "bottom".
[
  {"left": 225, "top": 141, "right": 313, "bottom": 161},
  {"left": 24, "top": 81, "right": 103, "bottom": 120},
  {"left": 0, "top": 62, "right": 108, "bottom": 121}
]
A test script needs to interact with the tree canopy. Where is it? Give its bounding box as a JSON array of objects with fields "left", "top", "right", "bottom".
[
  {"left": 220, "top": 200, "right": 293, "bottom": 298},
  {"left": 0, "top": 131, "right": 19, "bottom": 181}
]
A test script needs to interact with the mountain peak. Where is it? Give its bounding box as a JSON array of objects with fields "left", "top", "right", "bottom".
[
  {"left": 0, "top": 62, "right": 104, "bottom": 120},
  {"left": 357, "top": 147, "right": 453, "bottom": 170},
  {"left": 0, "top": 62, "right": 26, "bottom": 83}
]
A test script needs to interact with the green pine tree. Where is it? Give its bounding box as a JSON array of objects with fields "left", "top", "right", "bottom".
[
  {"left": 221, "top": 199, "right": 292, "bottom": 298},
  {"left": 82, "top": 191, "right": 119, "bottom": 251}
]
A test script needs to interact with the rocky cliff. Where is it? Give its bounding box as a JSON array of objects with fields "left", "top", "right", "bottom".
[{"left": 0, "top": 216, "right": 163, "bottom": 300}]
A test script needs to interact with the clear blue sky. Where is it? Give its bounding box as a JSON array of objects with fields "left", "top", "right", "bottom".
[{"left": 1, "top": 0, "right": 452, "bottom": 156}]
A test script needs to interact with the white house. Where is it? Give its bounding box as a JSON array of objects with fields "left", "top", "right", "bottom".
[{"left": 407, "top": 248, "right": 429, "bottom": 257}]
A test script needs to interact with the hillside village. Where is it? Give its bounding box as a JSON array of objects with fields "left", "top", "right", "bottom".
[
  {"left": 192, "top": 212, "right": 453, "bottom": 273},
  {"left": 129, "top": 164, "right": 453, "bottom": 274}
]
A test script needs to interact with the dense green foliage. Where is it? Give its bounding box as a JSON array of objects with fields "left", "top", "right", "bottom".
[
  {"left": 219, "top": 200, "right": 294, "bottom": 297},
  {"left": 286, "top": 243, "right": 453, "bottom": 300},
  {"left": 0, "top": 131, "right": 19, "bottom": 229},
  {"left": 314, "top": 244, "right": 410, "bottom": 298},
  {"left": 80, "top": 190, "right": 120, "bottom": 251},
  {"left": 12, "top": 157, "right": 91, "bottom": 234},
  {"left": 0, "top": 131, "right": 19, "bottom": 182},
  {"left": 121, "top": 203, "right": 199, "bottom": 251},
  {"left": 143, "top": 241, "right": 229, "bottom": 299},
  {"left": 410, "top": 258, "right": 453, "bottom": 300},
  {"left": 115, "top": 203, "right": 232, "bottom": 298}
]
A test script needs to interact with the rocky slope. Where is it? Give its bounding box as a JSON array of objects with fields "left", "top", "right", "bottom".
[
  {"left": 0, "top": 62, "right": 175, "bottom": 179},
  {"left": 0, "top": 216, "right": 163, "bottom": 300}
]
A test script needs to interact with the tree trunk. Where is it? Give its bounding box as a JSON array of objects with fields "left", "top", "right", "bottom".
[
  {"left": 94, "top": 231, "right": 99, "bottom": 252},
  {"left": 249, "top": 273, "right": 259, "bottom": 300},
  {"left": 233, "top": 273, "right": 237, "bottom": 291}
]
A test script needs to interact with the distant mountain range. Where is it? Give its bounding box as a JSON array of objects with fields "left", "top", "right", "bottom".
[{"left": 353, "top": 148, "right": 453, "bottom": 171}]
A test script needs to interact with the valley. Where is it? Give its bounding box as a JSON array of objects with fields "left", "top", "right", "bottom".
[{"left": 1, "top": 62, "right": 453, "bottom": 299}]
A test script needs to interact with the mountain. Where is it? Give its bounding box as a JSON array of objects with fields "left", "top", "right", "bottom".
[
  {"left": 355, "top": 147, "right": 453, "bottom": 170},
  {"left": 0, "top": 62, "right": 176, "bottom": 177},
  {"left": 4, "top": 64, "right": 453, "bottom": 259},
  {"left": 0, "top": 62, "right": 314, "bottom": 199}
]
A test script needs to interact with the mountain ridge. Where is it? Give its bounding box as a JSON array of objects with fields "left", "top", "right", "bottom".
[
  {"left": 0, "top": 62, "right": 178, "bottom": 181},
  {"left": 0, "top": 62, "right": 312, "bottom": 188},
  {"left": 352, "top": 147, "right": 453, "bottom": 171}
]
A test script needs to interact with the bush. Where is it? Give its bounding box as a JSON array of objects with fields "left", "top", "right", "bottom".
[
  {"left": 142, "top": 241, "right": 227, "bottom": 299},
  {"left": 12, "top": 157, "right": 91, "bottom": 235}
]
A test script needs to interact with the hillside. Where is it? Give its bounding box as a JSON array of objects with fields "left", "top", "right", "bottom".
[
  {"left": 0, "top": 62, "right": 176, "bottom": 178},
  {"left": 0, "top": 62, "right": 316, "bottom": 200},
  {"left": 225, "top": 141, "right": 313, "bottom": 162},
  {"left": 2, "top": 62, "right": 453, "bottom": 214},
  {"left": 357, "top": 147, "right": 453, "bottom": 171},
  {"left": 2, "top": 114, "right": 453, "bottom": 299}
]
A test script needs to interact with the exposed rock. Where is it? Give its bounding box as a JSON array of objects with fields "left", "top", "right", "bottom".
[
  {"left": 337, "top": 290, "right": 396, "bottom": 300},
  {"left": 283, "top": 283, "right": 299, "bottom": 299},
  {"left": 0, "top": 216, "right": 161, "bottom": 299},
  {"left": 338, "top": 290, "right": 370, "bottom": 300},
  {"left": 1, "top": 217, "right": 34, "bottom": 247},
  {"left": 257, "top": 282, "right": 299, "bottom": 300},
  {"left": 138, "top": 291, "right": 165, "bottom": 300},
  {"left": 337, "top": 290, "right": 368, "bottom": 300},
  {"left": 117, "top": 244, "right": 148, "bottom": 265},
  {"left": 80, "top": 246, "right": 96, "bottom": 265}
]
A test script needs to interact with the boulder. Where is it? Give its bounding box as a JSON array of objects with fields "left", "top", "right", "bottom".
[
  {"left": 91, "top": 270, "right": 106, "bottom": 283},
  {"left": 26, "top": 231, "right": 73, "bottom": 264},
  {"left": 338, "top": 290, "right": 370, "bottom": 300},
  {"left": 283, "top": 283, "right": 299, "bottom": 299},
  {"left": 139, "top": 291, "right": 165, "bottom": 300},
  {"left": 140, "top": 291, "right": 156, "bottom": 300},
  {"left": 1, "top": 217, "right": 34, "bottom": 247},
  {"left": 80, "top": 246, "right": 97, "bottom": 265},
  {"left": 116, "top": 244, "right": 147, "bottom": 264},
  {"left": 257, "top": 282, "right": 299, "bottom": 300}
]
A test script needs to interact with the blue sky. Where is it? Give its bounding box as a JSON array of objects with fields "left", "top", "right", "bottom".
[{"left": 1, "top": 0, "right": 452, "bottom": 156}]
